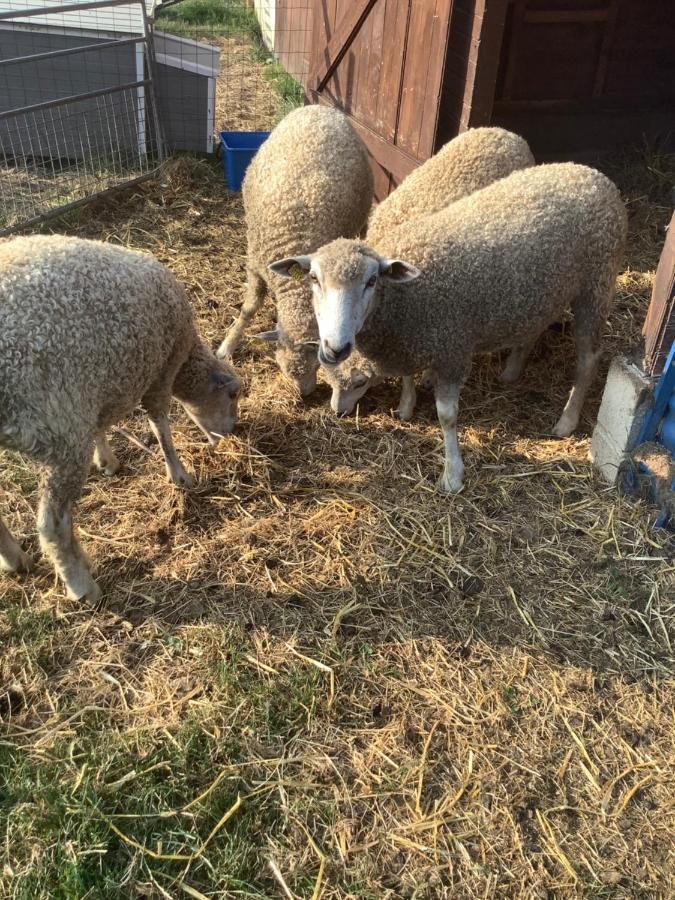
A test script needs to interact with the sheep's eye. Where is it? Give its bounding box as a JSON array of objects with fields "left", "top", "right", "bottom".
[
  {"left": 366, "top": 275, "right": 377, "bottom": 288},
  {"left": 309, "top": 272, "right": 318, "bottom": 283}
]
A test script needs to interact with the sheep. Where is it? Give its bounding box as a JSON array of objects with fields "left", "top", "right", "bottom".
[
  {"left": 0, "top": 235, "right": 240, "bottom": 602},
  {"left": 216, "top": 104, "right": 373, "bottom": 396},
  {"left": 325, "top": 127, "right": 535, "bottom": 417},
  {"left": 270, "top": 162, "right": 627, "bottom": 493}
]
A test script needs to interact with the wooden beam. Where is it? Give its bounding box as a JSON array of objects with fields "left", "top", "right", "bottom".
[
  {"left": 307, "top": 0, "right": 379, "bottom": 94},
  {"left": 643, "top": 211, "right": 675, "bottom": 377},
  {"left": 460, "top": 0, "right": 509, "bottom": 131}
]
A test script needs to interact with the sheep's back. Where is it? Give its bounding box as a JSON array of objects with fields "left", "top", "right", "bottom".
[
  {"left": 367, "top": 127, "right": 534, "bottom": 245},
  {"left": 243, "top": 106, "right": 373, "bottom": 263},
  {"left": 367, "top": 163, "right": 627, "bottom": 360},
  {"left": 0, "top": 236, "right": 192, "bottom": 443}
]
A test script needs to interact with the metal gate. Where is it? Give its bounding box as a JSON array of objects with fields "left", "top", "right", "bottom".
[{"left": 0, "top": 0, "right": 164, "bottom": 234}]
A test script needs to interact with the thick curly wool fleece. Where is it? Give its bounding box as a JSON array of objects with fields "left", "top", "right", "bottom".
[
  {"left": 0, "top": 235, "right": 226, "bottom": 463},
  {"left": 316, "top": 163, "right": 627, "bottom": 380},
  {"left": 326, "top": 127, "right": 535, "bottom": 399},
  {"left": 243, "top": 105, "right": 373, "bottom": 344},
  {"left": 367, "top": 126, "right": 535, "bottom": 246}
]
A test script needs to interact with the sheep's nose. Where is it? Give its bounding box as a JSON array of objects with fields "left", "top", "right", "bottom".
[{"left": 320, "top": 340, "right": 352, "bottom": 365}]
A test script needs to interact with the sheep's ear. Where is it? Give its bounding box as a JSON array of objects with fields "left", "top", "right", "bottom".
[
  {"left": 269, "top": 256, "right": 312, "bottom": 278},
  {"left": 211, "top": 370, "right": 239, "bottom": 393},
  {"left": 252, "top": 329, "right": 280, "bottom": 343},
  {"left": 380, "top": 258, "right": 421, "bottom": 282}
]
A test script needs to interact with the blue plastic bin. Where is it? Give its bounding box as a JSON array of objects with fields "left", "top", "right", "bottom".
[{"left": 220, "top": 131, "right": 270, "bottom": 191}]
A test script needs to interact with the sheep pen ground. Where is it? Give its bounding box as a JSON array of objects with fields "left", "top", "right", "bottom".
[{"left": 0, "top": 148, "right": 674, "bottom": 898}]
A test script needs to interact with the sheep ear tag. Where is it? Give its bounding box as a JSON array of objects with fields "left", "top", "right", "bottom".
[{"left": 268, "top": 256, "right": 312, "bottom": 278}]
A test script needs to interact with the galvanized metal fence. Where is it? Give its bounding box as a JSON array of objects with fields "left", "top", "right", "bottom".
[{"left": 0, "top": 0, "right": 164, "bottom": 234}]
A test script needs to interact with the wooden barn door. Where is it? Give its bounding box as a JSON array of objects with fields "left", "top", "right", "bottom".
[{"left": 307, "top": 0, "right": 454, "bottom": 198}]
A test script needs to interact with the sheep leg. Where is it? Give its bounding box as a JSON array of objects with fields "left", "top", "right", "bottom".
[
  {"left": 552, "top": 333, "right": 602, "bottom": 438},
  {"left": 435, "top": 381, "right": 465, "bottom": 494},
  {"left": 37, "top": 455, "right": 100, "bottom": 603},
  {"left": 397, "top": 376, "right": 416, "bottom": 421},
  {"left": 0, "top": 514, "right": 31, "bottom": 574},
  {"left": 218, "top": 269, "right": 267, "bottom": 358},
  {"left": 552, "top": 288, "right": 607, "bottom": 438},
  {"left": 146, "top": 412, "right": 195, "bottom": 488},
  {"left": 499, "top": 340, "right": 536, "bottom": 383},
  {"left": 93, "top": 432, "right": 120, "bottom": 476}
]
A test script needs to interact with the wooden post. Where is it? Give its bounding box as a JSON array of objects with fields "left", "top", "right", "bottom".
[
  {"left": 459, "top": 0, "right": 508, "bottom": 131},
  {"left": 643, "top": 213, "right": 675, "bottom": 377}
]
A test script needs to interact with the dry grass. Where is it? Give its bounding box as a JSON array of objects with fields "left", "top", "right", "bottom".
[{"left": 1, "top": 148, "right": 674, "bottom": 898}]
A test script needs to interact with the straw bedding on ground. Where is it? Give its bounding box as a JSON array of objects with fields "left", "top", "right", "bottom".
[{"left": 1, "top": 150, "right": 674, "bottom": 898}]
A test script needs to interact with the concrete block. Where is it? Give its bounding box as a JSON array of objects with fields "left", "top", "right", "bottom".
[{"left": 591, "top": 356, "right": 653, "bottom": 484}]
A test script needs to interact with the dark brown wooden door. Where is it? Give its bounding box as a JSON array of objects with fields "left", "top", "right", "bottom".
[{"left": 308, "top": 0, "right": 455, "bottom": 197}]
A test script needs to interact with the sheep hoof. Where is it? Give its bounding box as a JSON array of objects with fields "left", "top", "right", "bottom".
[
  {"left": 437, "top": 470, "right": 464, "bottom": 494},
  {"left": 68, "top": 578, "right": 102, "bottom": 605},
  {"left": 396, "top": 405, "right": 414, "bottom": 422},
  {"left": 172, "top": 471, "right": 196, "bottom": 490},
  {"left": 551, "top": 417, "right": 575, "bottom": 439},
  {"left": 498, "top": 368, "right": 520, "bottom": 384},
  {"left": 1, "top": 547, "right": 33, "bottom": 575},
  {"left": 100, "top": 458, "right": 121, "bottom": 477}
]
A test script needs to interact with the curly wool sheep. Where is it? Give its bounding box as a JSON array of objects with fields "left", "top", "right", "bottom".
[
  {"left": 217, "top": 104, "right": 373, "bottom": 396},
  {"left": 0, "top": 235, "right": 240, "bottom": 602},
  {"left": 325, "top": 127, "right": 535, "bottom": 416},
  {"left": 271, "top": 163, "right": 627, "bottom": 492}
]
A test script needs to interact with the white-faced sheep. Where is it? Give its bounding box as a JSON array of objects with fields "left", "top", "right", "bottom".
[
  {"left": 216, "top": 104, "right": 373, "bottom": 396},
  {"left": 0, "top": 235, "right": 240, "bottom": 602},
  {"left": 325, "top": 127, "right": 535, "bottom": 416},
  {"left": 270, "top": 163, "right": 627, "bottom": 493}
]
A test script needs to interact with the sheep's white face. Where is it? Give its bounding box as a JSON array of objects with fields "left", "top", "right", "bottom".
[
  {"left": 309, "top": 255, "right": 380, "bottom": 367},
  {"left": 269, "top": 243, "right": 420, "bottom": 371}
]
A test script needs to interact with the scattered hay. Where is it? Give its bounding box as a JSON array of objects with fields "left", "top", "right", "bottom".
[{"left": 1, "top": 148, "right": 674, "bottom": 896}]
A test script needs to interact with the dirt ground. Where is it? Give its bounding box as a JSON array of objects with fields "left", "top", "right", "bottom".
[{"left": 1, "top": 144, "right": 674, "bottom": 897}]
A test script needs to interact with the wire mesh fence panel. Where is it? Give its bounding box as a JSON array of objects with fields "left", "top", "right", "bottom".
[
  {"left": 0, "top": 0, "right": 164, "bottom": 233},
  {"left": 0, "top": 0, "right": 314, "bottom": 230},
  {"left": 153, "top": 0, "right": 312, "bottom": 136}
]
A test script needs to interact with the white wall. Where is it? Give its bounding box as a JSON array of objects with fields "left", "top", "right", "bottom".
[
  {"left": 0, "top": 0, "right": 156, "bottom": 36},
  {"left": 253, "top": 0, "right": 274, "bottom": 50}
]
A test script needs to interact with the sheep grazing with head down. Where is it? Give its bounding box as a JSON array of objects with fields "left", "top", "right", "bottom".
[
  {"left": 0, "top": 235, "right": 240, "bottom": 603},
  {"left": 324, "top": 127, "right": 535, "bottom": 417},
  {"left": 271, "top": 163, "right": 627, "bottom": 493},
  {"left": 216, "top": 104, "right": 373, "bottom": 396}
]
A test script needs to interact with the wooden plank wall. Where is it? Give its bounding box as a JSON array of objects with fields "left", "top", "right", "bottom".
[
  {"left": 310, "top": 0, "right": 454, "bottom": 197},
  {"left": 488, "top": 0, "right": 675, "bottom": 154}
]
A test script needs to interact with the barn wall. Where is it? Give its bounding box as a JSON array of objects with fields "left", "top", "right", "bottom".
[{"left": 490, "top": 0, "right": 675, "bottom": 155}]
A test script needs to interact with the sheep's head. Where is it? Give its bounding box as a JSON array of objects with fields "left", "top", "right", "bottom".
[
  {"left": 269, "top": 240, "right": 420, "bottom": 369},
  {"left": 324, "top": 359, "right": 381, "bottom": 416},
  {"left": 254, "top": 328, "right": 319, "bottom": 398},
  {"left": 173, "top": 341, "right": 241, "bottom": 444}
]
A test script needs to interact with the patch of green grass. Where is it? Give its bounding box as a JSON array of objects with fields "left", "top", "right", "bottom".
[
  {"left": 0, "top": 657, "right": 335, "bottom": 897},
  {"left": 156, "top": 0, "right": 262, "bottom": 39},
  {"left": 157, "top": 0, "right": 304, "bottom": 118}
]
